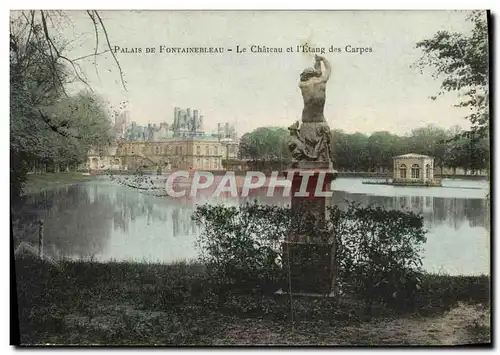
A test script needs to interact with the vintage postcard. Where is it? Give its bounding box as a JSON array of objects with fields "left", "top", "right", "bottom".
[{"left": 10, "top": 10, "right": 491, "bottom": 346}]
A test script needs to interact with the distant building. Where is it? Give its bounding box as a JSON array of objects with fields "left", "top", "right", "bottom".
[
  {"left": 87, "top": 107, "right": 240, "bottom": 171},
  {"left": 217, "top": 122, "right": 238, "bottom": 140},
  {"left": 115, "top": 136, "right": 225, "bottom": 170},
  {"left": 153, "top": 122, "right": 171, "bottom": 141},
  {"left": 87, "top": 146, "right": 122, "bottom": 171},
  {"left": 114, "top": 111, "right": 131, "bottom": 140},
  {"left": 219, "top": 137, "right": 239, "bottom": 160},
  {"left": 393, "top": 153, "right": 435, "bottom": 183},
  {"left": 172, "top": 107, "right": 204, "bottom": 138}
]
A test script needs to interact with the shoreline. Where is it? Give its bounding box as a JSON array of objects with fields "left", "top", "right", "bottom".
[
  {"left": 20, "top": 172, "right": 92, "bottom": 196},
  {"left": 14, "top": 257, "right": 490, "bottom": 345},
  {"left": 92, "top": 169, "right": 489, "bottom": 181}
]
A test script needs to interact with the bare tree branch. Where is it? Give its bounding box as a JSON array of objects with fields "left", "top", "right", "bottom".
[
  {"left": 39, "top": 10, "right": 68, "bottom": 96},
  {"left": 72, "top": 50, "right": 110, "bottom": 62},
  {"left": 86, "top": 10, "right": 102, "bottom": 82},
  {"left": 38, "top": 109, "right": 82, "bottom": 139},
  {"left": 93, "top": 10, "right": 127, "bottom": 91},
  {"left": 41, "top": 10, "right": 94, "bottom": 93}
]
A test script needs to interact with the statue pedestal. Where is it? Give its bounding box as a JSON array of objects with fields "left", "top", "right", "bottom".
[{"left": 281, "top": 162, "right": 338, "bottom": 295}]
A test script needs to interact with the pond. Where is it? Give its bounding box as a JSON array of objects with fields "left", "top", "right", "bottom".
[{"left": 12, "top": 176, "right": 490, "bottom": 276}]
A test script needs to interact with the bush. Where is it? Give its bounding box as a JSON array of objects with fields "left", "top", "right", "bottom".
[
  {"left": 414, "top": 273, "right": 490, "bottom": 314},
  {"left": 192, "top": 202, "right": 290, "bottom": 295},
  {"left": 330, "top": 202, "right": 426, "bottom": 311},
  {"left": 192, "top": 200, "right": 427, "bottom": 311}
]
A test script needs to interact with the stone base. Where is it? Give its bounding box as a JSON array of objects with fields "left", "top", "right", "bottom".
[
  {"left": 283, "top": 166, "right": 337, "bottom": 237},
  {"left": 281, "top": 242, "right": 334, "bottom": 295}
]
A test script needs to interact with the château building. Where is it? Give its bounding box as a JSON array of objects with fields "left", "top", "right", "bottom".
[{"left": 87, "top": 107, "right": 239, "bottom": 171}]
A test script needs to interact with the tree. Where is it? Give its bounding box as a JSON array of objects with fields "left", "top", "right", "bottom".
[
  {"left": 468, "top": 136, "right": 489, "bottom": 174},
  {"left": 49, "top": 91, "right": 113, "bottom": 168},
  {"left": 242, "top": 122, "right": 487, "bottom": 175},
  {"left": 344, "top": 132, "right": 369, "bottom": 171},
  {"left": 238, "top": 126, "right": 290, "bottom": 162},
  {"left": 366, "top": 131, "right": 400, "bottom": 172},
  {"left": 414, "top": 11, "right": 489, "bottom": 138},
  {"left": 10, "top": 10, "right": 124, "bottom": 199},
  {"left": 407, "top": 125, "right": 449, "bottom": 174},
  {"left": 331, "top": 129, "right": 348, "bottom": 171},
  {"left": 332, "top": 129, "right": 369, "bottom": 171},
  {"left": 444, "top": 125, "right": 489, "bottom": 175}
]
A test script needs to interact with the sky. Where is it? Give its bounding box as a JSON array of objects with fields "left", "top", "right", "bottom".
[{"left": 54, "top": 10, "right": 484, "bottom": 136}]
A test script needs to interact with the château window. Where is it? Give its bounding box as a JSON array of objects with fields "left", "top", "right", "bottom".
[
  {"left": 399, "top": 164, "right": 407, "bottom": 179},
  {"left": 197, "top": 146, "right": 200, "bottom": 155},
  {"left": 425, "top": 164, "right": 431, "bottom": 179},
  {"left": 411, "top": 164, "right": 420, "bottom": 179},
  {"left": 206, "top": 146, "right": 209, "bottom": 156},
  {"left": 156, "top": 147, "right": 159, "bottom": 155}
]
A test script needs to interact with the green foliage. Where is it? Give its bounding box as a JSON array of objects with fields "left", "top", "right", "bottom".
[
  {"left": 366, "top": 131, "right": 401, "bottom": 170},
  {"left": 414, "top": 11, "right": 489, "bottom": 138},
  {"left": 14, "top": 254, "right": 490, "bottom": 344},
  {"left": 407, "top": 125, "right": 448, "bottom": 170},
  {"left": 10, "top": 13, "right": 113, "bottom": 199},
  {"left": 415, "top": 273, "right": 490, "bottom": 314},
  {"left": 444, "top": 129, "right": 489, "bottom": 173},
  {"left": 332, "top": 130, "right": 370, "bottom": 171},
  {"left": 239, "top": 126, "right": 291, "bottom": 162},
  {"left": 239, "top": 121, "right": 489, "bottom": 174},
  {"left": 192, "top": 201, "right": 428, "bottom": 311},
  {"left": 330, "top": 202, "right": 426, "bottom": 310},
  {"left": 330, "top": 124, "right": 489, "bottom": 174},
  {"left": 192, "top": 202, "right": 289, "bottom": 294}
]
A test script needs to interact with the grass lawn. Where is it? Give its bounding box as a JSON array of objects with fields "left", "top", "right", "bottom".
[
  {"left": 13, "top": 256, "right": 491, "bottom": 346},
  {"left": 22, "top": 172, "right": 91, "bottom": 195}
]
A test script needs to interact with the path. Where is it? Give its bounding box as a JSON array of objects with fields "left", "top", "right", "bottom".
[{"left": 213, "top": 303, "right": 490, "bottom": 345}]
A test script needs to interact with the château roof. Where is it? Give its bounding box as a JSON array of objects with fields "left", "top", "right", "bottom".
[{"left": 393, "top": 153, "right": 433, "bottom": 159}]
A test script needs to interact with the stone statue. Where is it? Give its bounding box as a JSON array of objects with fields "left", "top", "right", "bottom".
[
  {"left": 288, "top": 121, "right": 318, "bottom": 160},
  {"left": 300, "top": 54, "right": 331, "bottom": 123},
  {"left": 288, "top": 55, "right": 333, "bottom": 164}
]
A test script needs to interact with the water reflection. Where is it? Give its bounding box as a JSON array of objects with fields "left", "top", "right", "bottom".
[
  {"left": 331, "top": 191, "right": 489, "bottom": 231},
  {"left": 11, "top": 176, "right": 490, "bottom": 275},
  {"left": 12, "top": 180, "right": 202, "bottom": 261},
  {"left": 13, "top": 184, "right": 115, "bottom": 259}
]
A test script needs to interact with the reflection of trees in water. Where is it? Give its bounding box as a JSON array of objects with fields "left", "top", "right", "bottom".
[
  {"left": 12, "top": 184, "right": 115, "bottom": 259},
  {"left": 112, "top": 187, "right": 166, "bottom": 232},
  {"left": 109, "top": 185, "right": 198, "bottom": 238},
  {"left": 332, "top": 191, "right": 488, "bottom": 231},
  {"left": 12, "top": 181, "right": 203, "bottom": 260},
  {"left": 15, "top": 179, "right": 488, "bottom": 262}
]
